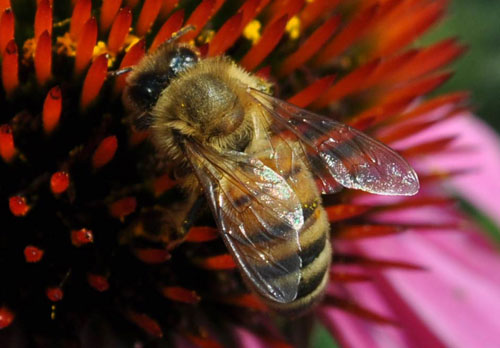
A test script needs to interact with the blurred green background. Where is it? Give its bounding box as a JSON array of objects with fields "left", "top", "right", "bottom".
[{"left": 421, "top": 0, "right": 500, "bottom": 132}]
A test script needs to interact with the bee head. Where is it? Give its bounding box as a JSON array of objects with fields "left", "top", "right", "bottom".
[{"left": 123, "top": 45, "right": 199, "bottom": 129}]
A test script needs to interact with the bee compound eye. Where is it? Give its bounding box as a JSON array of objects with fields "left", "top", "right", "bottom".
[
  {"left": 169, "top": 48, "right": 198, "bottom": 75},
  {"left": 129, "top": 72, "right": 171, "bottom": 107}
]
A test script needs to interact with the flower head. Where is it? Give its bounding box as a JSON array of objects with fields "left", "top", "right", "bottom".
[{"left": 0, "top": 0, "right": 498, "bottom": 347}]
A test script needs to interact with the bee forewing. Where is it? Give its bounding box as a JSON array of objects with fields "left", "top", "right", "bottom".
[
  {"left": 185, "top": 143, "right": 303, "bottom": 303},
  {"left": 249, "top": 89, "right": 420, "bottom": 196}
]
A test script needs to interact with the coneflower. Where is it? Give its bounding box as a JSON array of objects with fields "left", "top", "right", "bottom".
[{"left": 0, "top": 0, "right": 498, "bottom": 347}]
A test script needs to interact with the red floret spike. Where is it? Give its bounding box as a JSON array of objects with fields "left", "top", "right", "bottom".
[
  {"left": 180, "top": 0, "right": 216, "bottom": 43},
  {"left": 334, "top": 253, "right": 425, "bottom": 271},
  {"left": 314, "top": 4, "right": 379, "bottom": 65},
  {"left": 395, "top": 91, "right": 468, "bottom": 123},
  {"left": 401, "top": 136, "right": 456, "bottom": 158},
  {"left": 34, "top": 30, "right": 52, "bottom": 85},
  {"left": 109, "top": 196, "right": 137, "bottom": 219},
  {"left": 74, "top": 17, "right": 98, "bottom": 76},
  {"left": 10, "top": 198, "right": 31, "bottom": 217},
  {"left": 222, "top": 294, "right": 268, "bottom": 311},
  {"left": 184, "top": 333, "right": 224, "bottom": 348},
  {"left": 239, "top": 0, "right": 260, "bottom": 28},
  {"left": 372, "top": 0, "right": 445, "bottom": 58},
  {"left": 107, "top": 7, "right": 132, "bottom": 53},
  {"left": 113, "top": 39, "right": 145, "bottom": 94},
  {"left": 240, "top": 15, "right": 288, "bottom": 71},
  {"left": 279, "top": 15, "right": 340, "bottom": 76},
  {"left": 390, "top": 39, "right": 466, "bottom": 84},
  {"left": 24, "top": 246, "right": 45, "bottom": 263},
  {"left": 50, "top": 171, "right": 70, "bottom": 194},
  {"left": 378, "top": 72, "right": 452, "bottom": 105},
  {"left": 135, "top": 248, "right": 171, "bottom": 264},
  {"left": 0, "top": 0, "right": 10, "bottom": 13},
  {"left": 0, "top": 8, "right": 14, "bottom": 57},
  {"left": 42, "top": 86, "right": 62, "bottom": 134},
  {"left": 100, "top": 0, "right": 122, "bottom": 33},
  {"left": 0, "top": 307, "right": 14, "bottom": 329},
  {"left": 71, "top": 228, "right": 94, "bottom": 247},
  {"left": 2, "top": 40, "right": 18, "bottom": 95},
  {"left": 162, "top": 286, "right": 201, "bottom": 304},
  {"left": 336, "top": 224, "right": 402, "bottom": 240},
  {"left": 271, "top": 0, "right": 304, "bottom": 23},
  {"left": 323, "top": 295, "right": 398, "bottom": 325},
  {"left": 127, "top": 311, "right": 163, "bottom": 338},
  {"left": 136, "top": 0, "right": 162, "bottom": 37},
  {"left": 207, "top": 12, "right": 243, "bottom": 57},
  {"left": 92, "top": 135, "right": 117, "bottom": 169},
  {"left": 287, "top": 75, "right": 335, "bottom": 108},
  {"left": 197, "top": 254, "right": 236, "bottom": 270},
  {"left": 313, "top": 59, "right": 381, "bottom": 107},
  {"left": 0, "top": 124, "right": 16, "bottom": 162},
  {"left": 300, "top": 0, "right": 339, "bottom": 31},
  {"left": 80, "top": 53, "right": 108, "bottom": 109},
  {"left": 149, "top": 9, "right": 184, "bottom": 52},
  {"left": 325, "top": 204, "right": 371, "bottom": 222},
  {"left": 46, "top": 287, "right": 64, "bottom": 302},
  {"left": 152, "top": 173, "right": 177, "bottom": 196},
  {"left": 87, "top": 273, "right": 110, "bottom": 292},
  {"left": 35, "top": 0, "right": 52, "bottom": 37},
  {"left": 330, "top": 271, "right": 370, "bottom": 283},
  {"left": 185, "top": 226, "right": 218, "bottom": 242},
  {"left": 69, "top": 0, "right": 91, "bottom": 40},
  {"left": 159, "top": 0, "right": 178, "bottom": 19}
]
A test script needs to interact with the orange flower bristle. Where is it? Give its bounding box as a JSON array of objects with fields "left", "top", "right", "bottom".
[
  {"left": 80, "top": 53, "right": 108, "bottom": 109},
  {"left": 240, "top": 15, "right": 288, "bottom": 71},
  {"left": 0, "top": 8, "right": 14, "bottom": 56},
  {"left": 34, "top": 30, "right": 52, "bottom": 85},
  {"left": 136, "top": 0, "right": 162, "bottom": 37},
  {"left": 150, "top": 9, "right": 184, "bottom": 52},
  {"left": 100, "top": 0, "right": 122, "bottom": 33},
  {"left": 35, "top": 0, "right": 52, "bottom": 37},
  {"left": 69, "top": 0, "right": 92, "bottom": 40},
  {"left": 42, "top": 86, "right": 63, "bottom": 134},
  {"left": 74, "top": 17, "right": 98, "bottom": 76},
  {"left": 107, "top": 7, "right": 132, "bottom": 53},
  {"left": 92, "top": 134, "right": 117, "bottom": 169}
]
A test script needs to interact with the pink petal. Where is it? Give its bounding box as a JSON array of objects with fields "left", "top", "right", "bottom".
[
  {"left": 337, "top": 229, "right": 500, "bottom": 348},
  {"left": 398, "top": 114, "right": 500, "bottom": 227}
]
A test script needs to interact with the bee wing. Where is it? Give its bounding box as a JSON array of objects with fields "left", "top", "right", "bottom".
[
  {"left": 248, "top": 88, "right": 419, "bottom": 196},
  {"left": 185, "top": 143, "right": 303, "bottom": 303}
]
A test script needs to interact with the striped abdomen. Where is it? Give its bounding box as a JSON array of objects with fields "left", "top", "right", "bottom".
[{"left": 237, "top": 138, "right": 331, "bottom": 316}]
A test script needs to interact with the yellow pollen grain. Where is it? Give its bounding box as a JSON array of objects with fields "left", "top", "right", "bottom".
[
  {"left": 286, "top": 16, "right": 301, "bottom": 40},
  {"left": 123, "top": 34, "right": 140, "bottom": 52},
  {"left": 51, "top": 305, "right": 56, "bottom": 320},
  {"left": 243, "top": 20, "right": 262, "bottom": 45},
  {"left": 22, "top": 38, "right": 36, "bottom": 63},
  {"left": 198, "top": 29, "right": 215, "bottom": 45},
  {"left": 55, "top": 32, "right": 76, "bottom": 56}
]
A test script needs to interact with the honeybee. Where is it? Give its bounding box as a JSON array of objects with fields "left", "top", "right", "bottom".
[{"left": 122, "top": 29, "right": 419, "bottom": 315}]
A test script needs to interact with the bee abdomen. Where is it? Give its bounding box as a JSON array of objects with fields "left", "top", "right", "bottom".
[{"left": 267, "top": 204, "right": 331, "bottom": 316}]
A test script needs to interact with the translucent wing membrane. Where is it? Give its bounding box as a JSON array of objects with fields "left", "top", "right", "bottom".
[
  {"left": 185, "top": 143, "right": 303, "bottom": 303},
  {"left": 249, "top": 89, "right": 420, "bottom": 196}
]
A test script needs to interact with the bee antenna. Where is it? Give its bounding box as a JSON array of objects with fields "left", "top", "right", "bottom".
[
  {"left": 108, "top": 67, "right": 133, "bottom": 77},
  {"left": 165, "top": 25, "right": 196, "bottom": 44}
]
